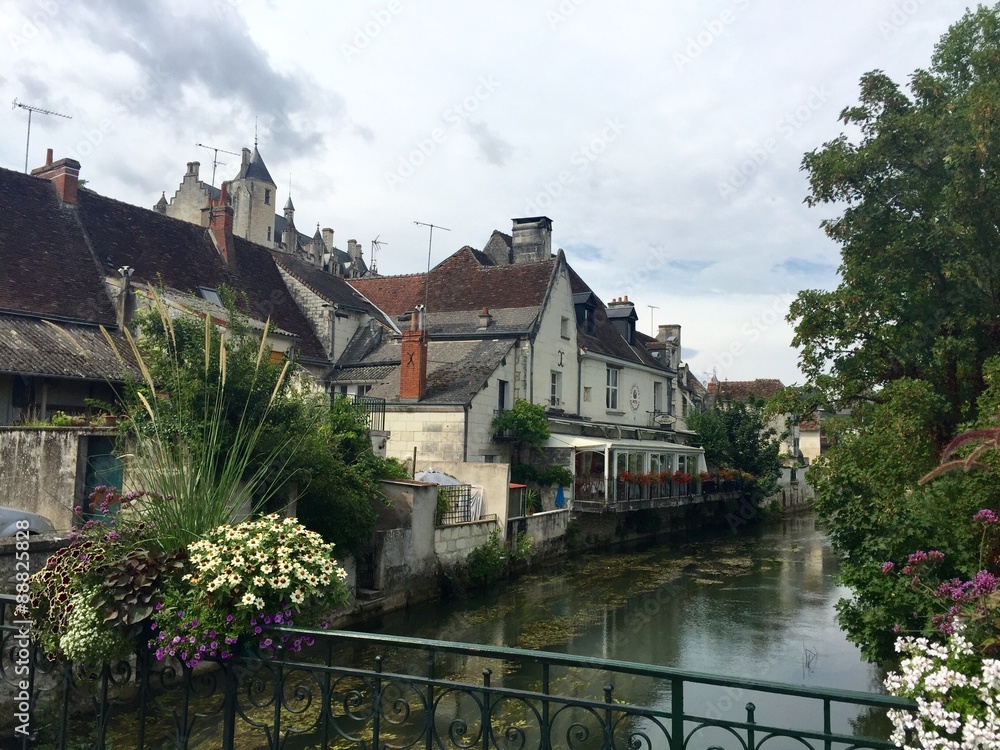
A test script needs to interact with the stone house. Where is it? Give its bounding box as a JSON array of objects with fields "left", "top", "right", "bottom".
[{"left": 337, "top": 217, "right": 707, "bottom": 508}]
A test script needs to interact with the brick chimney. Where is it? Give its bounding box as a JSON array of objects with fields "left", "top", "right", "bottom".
[
  {"left": 399, "top": 307, "right": 428, "bottom": 401},
  {"left": 31, "top": 148, "right": 80, "bottom": 204},
  {"left": 209, "top": 183, "right": 237, "bottom": 270}
]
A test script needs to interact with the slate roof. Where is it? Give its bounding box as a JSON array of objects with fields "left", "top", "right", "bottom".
[
  {"left": 73, "top": 188, "right": 328, "bottom": 361},
  {"left": 717, "top": 378, "right": 785, "bottom": 401},
  {"left": 360, "top": 339, "right": 513, "bottom": 405},
  {"left": 349, "top": 247, "right": 557, "bottom": 318},
  {"left": 244, "top": 146, "right": 275, "bottom": 185},
  {"left": 0, "top": 314, "right": 138, "bottom": 381},
  {"left": 566, "top": 264, "right": 665, "bottom": 370},
  {"left": 272, "top": 251, "right": 390, "bottom": 326},
  {"left": 0, "top": 169, "right": 116, "bottom": 326}
]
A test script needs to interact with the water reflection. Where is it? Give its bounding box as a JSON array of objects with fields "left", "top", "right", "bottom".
[{"left": 364, "top": 513, "right": 888, "bottom": 739}]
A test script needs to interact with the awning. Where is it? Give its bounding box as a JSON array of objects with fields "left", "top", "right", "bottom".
[{"left": 544, "top": 434, "right": 703, "bottom": 456}]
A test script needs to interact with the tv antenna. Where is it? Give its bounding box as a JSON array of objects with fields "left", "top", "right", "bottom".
[
  {"left": 371, "top": 235, "right": 387, "bottom": 275},
  {"left": 414, "top": 221, "right": 450, "bottom": 313},
  {"left": 13, "top": 99, "right": 71, "bottom": 173},
  {"left": 195, "top": 142, "right": 239, "bottom": 187},
  {"left": 647, "top": 304, "right": 660, "bottom": 336}
]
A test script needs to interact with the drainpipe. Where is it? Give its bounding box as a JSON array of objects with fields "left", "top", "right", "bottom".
[
  {"left": 528, "top": 338, "right": 534, "bottom": 403},
  {"left": 463, "top": 405, "right": 469, "bottom": 461}
]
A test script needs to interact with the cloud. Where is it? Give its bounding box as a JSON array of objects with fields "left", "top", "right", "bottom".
[
  {"left": 774, "top": 258, "right": 839, "bottom": 276},
  {"left": 465, "top": 121, "right": 512, "bottom": 166},
  {"left": 40, "top": 2, "right": 350, "bottom": 159}
]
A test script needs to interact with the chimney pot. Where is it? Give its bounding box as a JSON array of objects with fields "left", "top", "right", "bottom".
[{"left": 45, "top": 148, "right": 53, "bottom": 166}]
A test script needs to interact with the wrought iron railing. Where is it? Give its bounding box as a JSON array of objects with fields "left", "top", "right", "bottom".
[{"left": 1, "top": 594, "right": 912, "bottom": 749}]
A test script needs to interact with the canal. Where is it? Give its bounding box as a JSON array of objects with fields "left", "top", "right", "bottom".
[{"left": 360, "top": 511, "right": 890, "bottom": 739}]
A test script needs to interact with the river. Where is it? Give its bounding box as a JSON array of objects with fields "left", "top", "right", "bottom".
[{"left": 360, "top": 511, "right": 890, "bottom": 739}]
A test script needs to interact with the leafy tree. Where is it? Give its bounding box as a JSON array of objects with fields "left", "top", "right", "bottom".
[
  {"left": 492, "top": 399, "right": 550, "bottom": 464},
  {"left": 788, "top": 5, "right": 1000, "bottom": 661},
  {"left": 688, "top": 397, "right": 782, "bottom": 501}
]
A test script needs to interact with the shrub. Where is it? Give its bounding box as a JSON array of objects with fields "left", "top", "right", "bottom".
[{"left": 468, "top": 530, "right": 507, "bottom": 585}]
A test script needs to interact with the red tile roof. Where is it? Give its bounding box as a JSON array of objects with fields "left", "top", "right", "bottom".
[
  {"left": 349, "top": 247, "right": 557, "bottom": 317},
  {"left": 717, "top": 378, "right": 785, "bottom": 400}
]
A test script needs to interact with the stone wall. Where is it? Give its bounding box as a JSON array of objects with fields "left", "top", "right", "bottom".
[
  {"left": 384, "top": 406, "right": 466, "bottom": 463},
  {"left": 434, "top": 517, "right": 499, "bottom": 569},
  {"left": 0, "top": 427, "right": 108, "bottom": 531},
  {"left": 422, "top": 461, "right": 511, "bottom": 531},
  {"left": 0, "top": 534, "right": 67, "bottom": 594}
]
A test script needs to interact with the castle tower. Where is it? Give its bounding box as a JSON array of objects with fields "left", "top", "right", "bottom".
[{"left": 227, "top": 146, "right": 277, "bottom": 248}]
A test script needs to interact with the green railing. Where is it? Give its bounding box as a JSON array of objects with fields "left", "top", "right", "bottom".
[{"left": 1, "top": 594, "right": 912, "bottom": 749}]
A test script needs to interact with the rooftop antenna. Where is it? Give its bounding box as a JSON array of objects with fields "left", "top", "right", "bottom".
[
  {"left": 414, "top": 221, "right": 450, "bottom": 313},
  {"left": 13, "top": 99, "right": 71, "bottom": 173},
  {"left": 371, "top": 235, "right": 387, "bottom": 275},
  {"left": 647, "top": 304, "right": 660, "bottom": 336},
  {"left": 195, "top": 143, "right": 239, "bottom": 187}
]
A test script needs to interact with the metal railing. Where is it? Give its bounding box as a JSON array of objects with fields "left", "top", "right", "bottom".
[
  {"left": 1, "top": 594, "right": 913, "bottom": 750},
  {"left": 333, "top": 393, "right": 386, "bottom": 431},
  {"left": 436, "top": 484, "right": 473, "bottom": 525}
]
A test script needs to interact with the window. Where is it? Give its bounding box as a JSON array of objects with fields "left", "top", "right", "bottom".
[
  {"left": 560, "top": 316, "right": 570, "bottom": 339},
  {"left": 358, "top": 385, "right": 372, "bottom": 396},
  {"left": 550, "top": 371, "right": 562, "bottom": 407},
  {"left": 653, "top": 381, "right": 663, "bottom": 413},
  {"left": 606, "top": 367, "right": 619, "bottom": 410},
  {"left": 497, "top": 379, "right": 509, "bottom": 412},
  {"left": 264, "top": 188, "right": 271, "bottom": 205},
  {"left": 583, "top": 386, "right": 592, "bottom": 402},
  {"left": 483, "top": 455, "right": 496, "bottom": 464},
  {"left": 267, "top": 225, "right": 272, "bottom": 242}
]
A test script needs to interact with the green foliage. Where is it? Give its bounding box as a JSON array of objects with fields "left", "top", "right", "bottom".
[
  {"left": 687, "top": 397, "right": 781, "bottom": 501},
  {"left": 510, "top": 531, "right": 533, "bottom": 562},
  {"left": 541, "top": 464, "right": 574, "bottom": 487},
  {"left": 114, "top": 290, "right": 391, "bottom": 557},
  {"left": 492, "top": 399, "right": 550, "bottom": 454},
  {"left": 434, "top": 488, "right": 452, "bottom": 525},
  {"left": 525, "top": 488, "right": 541, "bottom": 514},
  {"left": 50, "top": 410, "right": 74, "bottom": 427},
  {"left": 468, "top": 530, "right": 507, "bottom": 585},
  {"left": 789, "top": 6, "right": 1000, "bottom": 661}
]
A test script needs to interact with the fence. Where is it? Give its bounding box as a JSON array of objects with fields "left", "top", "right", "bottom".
[
  {"left": 1, "top": 594, "right": 913, "bottom": 750},
  {"left": 436, "top": 484, "right": 473, "bottom": 525}
]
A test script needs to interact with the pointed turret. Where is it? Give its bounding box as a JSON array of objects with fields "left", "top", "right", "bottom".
[{"left": 153, "top": 192, "right": 168, "bottom": 214}]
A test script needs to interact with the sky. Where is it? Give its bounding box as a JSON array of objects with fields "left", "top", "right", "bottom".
[{"left": 0, "top": 1, "right": 969, "bottom": 386}]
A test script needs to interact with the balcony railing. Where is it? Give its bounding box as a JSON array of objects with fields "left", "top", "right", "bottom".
[
  {"left": 0, "top": 594, "right": 912, "bottom": 749},
  {"left": 333, "top": 392, "right": 386, "bottom": 431}
]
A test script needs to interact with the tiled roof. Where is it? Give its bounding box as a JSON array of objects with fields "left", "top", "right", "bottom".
[
  {"left": 0, "top": 314, "right": 138, "bottom": 381},
  {"left": 73, "top": 189, "right": 328, "bottom": 361},
  {"left": 416, "top": 307, "right": 538, "bottom": 337},
  {"left": 271, "top": 252, "right": 391, "bottom": 326},
  {"left": 717, "top": 378, "right": 785, "bottom": 400},
  {"left": 363, "top": 339, "right": 513, "bottom": 405},
  {"left": 0, "top": 169, "right": 116, "bottom": 325},
  {"left": 349, "top": 247, "right": 556, "bottom": 317}
]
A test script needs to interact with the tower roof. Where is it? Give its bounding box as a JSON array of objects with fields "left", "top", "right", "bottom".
[
  {"left": 284, "top": 194, "right": 294, "bottom": 211},
  {"left": 244, "top": 146, "right": 275, "bottom": 186}
]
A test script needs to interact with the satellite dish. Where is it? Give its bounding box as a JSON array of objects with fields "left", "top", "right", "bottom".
[{"left": 653, "top": 413, "right": 676, "bottom": 426}]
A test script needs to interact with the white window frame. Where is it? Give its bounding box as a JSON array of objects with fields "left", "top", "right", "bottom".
[{"left": 606, "top": 367, "right": 620, "bottom": 410}]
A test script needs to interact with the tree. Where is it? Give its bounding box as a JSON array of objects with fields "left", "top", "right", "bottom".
[
  {"left": 120, "top": 290, "right": 401, "bottom": 557},
  {"left": 491, "top": 400, "right": 573, "bottom": 488},
  {"left": 687, "top": 396, "right": 782, "bottom": 502},
  {"left": 788, "top": 5, "right": 1000, "bottom": 661}
]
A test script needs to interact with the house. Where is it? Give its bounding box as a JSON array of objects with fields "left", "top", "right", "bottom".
[
  {"left": 339, "top": 217, "right": 707, "bottom": 509},
  {"left": 0, "top": 150, "right": 342, "bottom": 526}
]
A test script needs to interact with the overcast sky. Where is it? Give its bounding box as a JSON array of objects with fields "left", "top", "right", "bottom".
[{"left": 1, "top": 1, "right": 967, "bottom": 385}]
